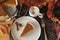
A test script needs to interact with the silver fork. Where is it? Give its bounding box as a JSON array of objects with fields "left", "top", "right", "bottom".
[{"left": 41, "top": 18, "right": 48, "bottom": 40}]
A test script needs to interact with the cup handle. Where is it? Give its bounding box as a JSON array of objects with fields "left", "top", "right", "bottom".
[{"left": 38, "top": 13, "right": 43, "bottom": 18}]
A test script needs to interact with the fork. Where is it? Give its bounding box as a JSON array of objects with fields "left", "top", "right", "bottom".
[{"left": 41, "top": 18, "right": 48, "bottom": 40}]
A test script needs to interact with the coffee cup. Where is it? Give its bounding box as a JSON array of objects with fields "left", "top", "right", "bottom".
[{"left": 29, "top": 6, "right": 43, "bottom": 18}]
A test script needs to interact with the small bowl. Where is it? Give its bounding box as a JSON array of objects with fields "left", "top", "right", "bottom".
[{"left": 0, "top": 6, "right": 17, "bottom": 22}]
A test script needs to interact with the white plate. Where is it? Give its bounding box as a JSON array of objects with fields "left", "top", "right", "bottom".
[{"left": 11, "top": 16, "right": 41, "bottom": 40}]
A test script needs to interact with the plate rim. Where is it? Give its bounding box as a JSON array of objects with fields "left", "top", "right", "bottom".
[{"left": 11, "top": 16, "right": 41, "bottom": 40}]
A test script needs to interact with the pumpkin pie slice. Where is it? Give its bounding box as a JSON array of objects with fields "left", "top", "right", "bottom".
[
  {"left": 0, "top": 5, "right": 7, "bottom": 16},
  {"left": 20, "top": 22, "right": 35, "bottom": 37},
  {"left": 2, "top": 0, "right": 18, "bottom": 7}
]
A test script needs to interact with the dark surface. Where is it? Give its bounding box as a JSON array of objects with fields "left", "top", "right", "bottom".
[
  {"left": 10, "top": 4, "right": 56, "bottom": 40},
  {"left": 10, "top": 17, "right": 56, "bottom": 40}
]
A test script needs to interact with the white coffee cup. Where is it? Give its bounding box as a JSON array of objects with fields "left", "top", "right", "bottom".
[{"left": 29, "top": 6, "right": 43, "bottom": 18}]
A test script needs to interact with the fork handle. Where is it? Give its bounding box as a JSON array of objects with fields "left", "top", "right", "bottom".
[{"left": 44, "top": 28, "right": 48, "bottom": 40}]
